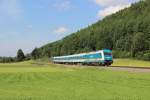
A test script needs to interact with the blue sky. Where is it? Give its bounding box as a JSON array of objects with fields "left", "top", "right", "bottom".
[{"left": 0, "top": 0, "right": 139, "bottom": 57}]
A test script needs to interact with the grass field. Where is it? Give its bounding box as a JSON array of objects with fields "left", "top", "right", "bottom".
[
  {"left": 0, "top": 60, "right": 150, "bottom": 100},
  {"left": 112, "top": 59, "right": 150, "bottom": 67}
]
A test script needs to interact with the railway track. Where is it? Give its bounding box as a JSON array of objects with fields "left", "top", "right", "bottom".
[
  {"left": 55, "top": 63, "right": 150, "bottom": 73},
  {"left": 110, "top": 66, "right": 150, "bottom": 69},
  {"left": 104, "top": 66, "right": 150, "bottom": 73}
]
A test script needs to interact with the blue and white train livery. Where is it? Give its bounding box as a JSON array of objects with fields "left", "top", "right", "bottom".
[{"left": 51, "top": 49, "right": 113, "bottom": 66}]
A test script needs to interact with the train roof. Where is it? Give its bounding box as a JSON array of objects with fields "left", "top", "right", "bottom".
[{"left": 52, "top": 49, "right": 112, "bottom": 59}]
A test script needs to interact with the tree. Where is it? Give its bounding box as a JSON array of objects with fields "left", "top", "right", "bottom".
[
  {"left": 31, "top": 48, "right": 40, "bottom": 59},
  {"left": 17, "top": 49, "right": 25, "bottom": 61},
  {"left": 131, "top": 32, "right": 148, "bottom": 57}
]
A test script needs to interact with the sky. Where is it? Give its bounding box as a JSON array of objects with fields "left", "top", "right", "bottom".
[{"left": 0, "top": 0, "right": 140, "bottom": 57}]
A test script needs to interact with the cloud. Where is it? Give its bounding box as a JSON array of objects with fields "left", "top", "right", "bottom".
[
  {"left": 94, "top": 0, "right": 140, "bottom": 18},
  {"left": 97, "top": 4, "right": 130, "bottom": 18},
  {"left": 94, "top": 0, "right": 137, "bottom": 7},
  {"left": 54, "top": 27, "right": 69, "bottom": 34},
  {"left": 27, "top": 25, "right": 33, "bottom": 29},
  {"left": 0, "top": 0, "right": 22, "bottom": 19},
  {"left": 53, "top": 1, "right": 72, "bottom": 11}
]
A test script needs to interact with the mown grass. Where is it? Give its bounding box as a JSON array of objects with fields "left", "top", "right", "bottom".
[
  {"left": 0, "top": 60, "right": 150, "bottom": 100},
  {"left": 112, "top": 59, "right": 150, "bottom": 67}
]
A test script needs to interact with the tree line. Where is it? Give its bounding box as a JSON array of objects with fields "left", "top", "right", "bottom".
[
  {"left": 0, "top": 49, "right": 26, "bottom": 63},
  {"left": 0, "top": 49, "right": 39, "bottom": 63}
]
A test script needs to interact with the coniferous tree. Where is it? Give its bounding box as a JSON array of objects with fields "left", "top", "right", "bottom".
[
  {"left": 17, "top": 49, "right": 25, "bottom": 61},
  {"left": 31, "top": 48, "right": 40, "bottom": 59}
]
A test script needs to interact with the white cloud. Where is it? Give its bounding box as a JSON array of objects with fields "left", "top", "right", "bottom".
[
  {"left": 0, "top": 0, "right": 22, "bottom": 19},
  {"left": 27, "top": 25, "right": 33, "bottom": 29},
  {"left": 94, "top": 0, "right": 140, "bottom": 18},
  {"left": 94, "top": 0, "right": 137, "bottom": 7},
  {"left": 94, "top": 0, "right": 115, "bottom": 6},
  {"left": 97, "top": 4, "right": 130, "bottom": 18},
  {"left": 54, "top": 27, "right": 69, "bottom": 34},
  {"left": 53, "top": 1, "right": 72, "bottom": 11}
]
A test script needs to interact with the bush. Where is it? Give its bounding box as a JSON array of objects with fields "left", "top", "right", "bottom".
[
  {"left": 112, "top": 50, "right": 131, "bottom": 58},
  {"left": 135, "top": 51, "right": 150, "bottom": 61}
]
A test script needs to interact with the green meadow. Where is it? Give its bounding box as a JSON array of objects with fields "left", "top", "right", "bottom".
[
  {"left": 112, "top": 59, "right": 150, "bottom": 67},
  {"left": 0, "top": 60, "right": 150, "bottom": 100}
]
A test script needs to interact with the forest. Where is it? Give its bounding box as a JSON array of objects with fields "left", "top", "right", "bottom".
[{"left": 36, "top": 0, "right": 150, "bottom": 61}]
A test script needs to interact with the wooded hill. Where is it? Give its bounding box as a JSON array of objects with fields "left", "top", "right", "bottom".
[{"left": 35, "top": 0, "right": 150, "bottom": 60}]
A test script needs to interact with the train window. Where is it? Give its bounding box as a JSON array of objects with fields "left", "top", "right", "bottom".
[
  {"left": 104, "top": 52, "right": 112, "bottom": 56},
  {"left": 99, "top": 53, "right": 102, "bottom": 58},
  {"left": 93, "top": 53, "right": 102, "bottom": 58}
]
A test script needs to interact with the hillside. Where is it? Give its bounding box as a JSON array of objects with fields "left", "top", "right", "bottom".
[{"left": 37, "top": 0, "right": 150, "bottom": 60}]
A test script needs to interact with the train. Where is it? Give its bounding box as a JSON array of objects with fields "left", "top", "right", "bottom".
[{"left": 51, "top": 49, "right": 113, "bottom": 66}]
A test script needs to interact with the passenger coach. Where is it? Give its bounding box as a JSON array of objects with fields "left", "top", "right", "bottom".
[{"left": 51, "top": 49, "right": 113, "bottom": 66}]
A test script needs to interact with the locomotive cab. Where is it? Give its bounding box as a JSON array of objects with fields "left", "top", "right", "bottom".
[{"left": 103, "top": 49, "right": 113, "bottom": 66}]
